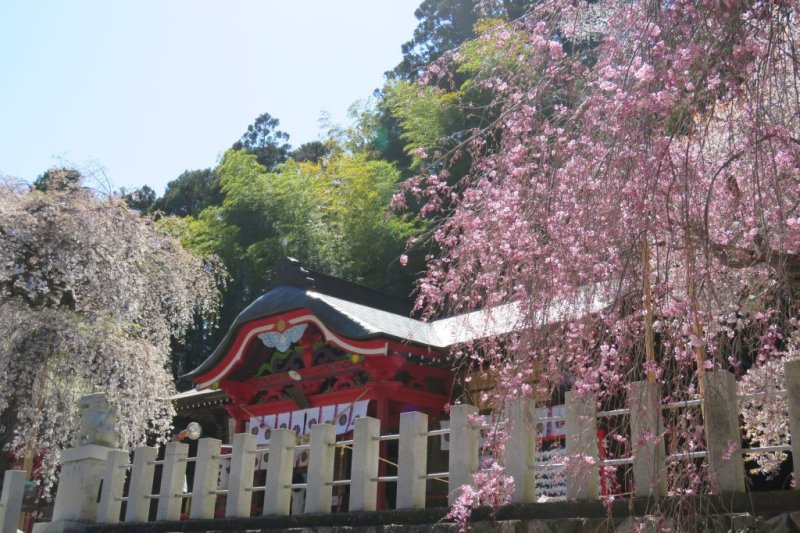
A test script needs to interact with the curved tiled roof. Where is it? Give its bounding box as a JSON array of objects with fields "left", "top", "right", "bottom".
[
  {"left": 183, "top": 285, "right": 439, "bottom": 380},
  {"left": 183, "top": 258, "right": 610, "bottom": 382}
]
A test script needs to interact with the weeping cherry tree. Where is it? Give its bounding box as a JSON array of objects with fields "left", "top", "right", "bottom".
[{"left": 0, "top": 175, "right": 222, "bottom": 493}]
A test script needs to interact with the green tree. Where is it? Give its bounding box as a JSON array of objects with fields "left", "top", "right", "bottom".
[
  {"left": 290, "top": 141, "right": 331, "bottom": 164},
  {"left": 120, "top": 185, "right": 156, "bottom": 213},
  {"left": 176, "top": 148, "right": 417, "bottom": 372},
  {"left": 181, "top": 151, "right": 311, "bottom": 355},
  {"left": 232, "top": 112, "right": 291, "bottom": 170},
  {"left": 154, "top": 168, "right": 222, "bottom": 218},
  {"left": 391, "top": 0, "right": 533, "bottom": 80},
  {"left": 384, "top": 81, "right": 466, "bottom": 168},
  {"left": 199, "top": 148, "right": 416, "bottom": 291},
  {"left": 384, "top": 18, "right": 534, "bottom": 179},
  {"left": 377, "top": 1, "right": 537, "bottom": 178},
  {"left": 309, "top": 152, "right": 417, "bottom": 287}
]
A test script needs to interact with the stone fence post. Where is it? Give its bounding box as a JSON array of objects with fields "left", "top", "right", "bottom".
[
  {"left": 565, "top": 390, "right": 600, "bottom": 500},
  {"left": 0, "top": 470, "right": 25, "bottom": 533},
  {"left": 125, "top": 446, "right": 157, "bottom": 522},
  {"left": 629, "top": 380, "right": 667, "bottom": 497},
  {"left": 97, "top": 450, "right": 129, "bottom": 523},
  {"left": 505, "top": 398, "right": 536, "bottom": 503},
  {"left": 704, "top": 370, "right": 745, "bottom": 494},
  {"left": 449, "top": 404, "right": 480, "bottom": 505},
  {"left": 156, "top": 441, "right": 188, "bottom": 521},
  {"left": 305, "top": 423, "right": 336, "bottom": 514},
  {"left": 190, "top": 438, "right": 222, "bottom": 519},
  {"left": 397, "top": 411, "right": 428, "bottom": 510},
  {"left": 226, "top": 433, "right": 257, "bottom": 517},
  {"left": 350, "top": 416, "right": 380, "bottom": 512},
  {"left": 784, "top": 360, "right": 800, "bottom": 488},
  {"left": 263, "top": 429, "right": 296, "bottom": 516}
]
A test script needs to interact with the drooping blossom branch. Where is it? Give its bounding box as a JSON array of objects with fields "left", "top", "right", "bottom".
[{"left": 396, "top": 0, "right": 800, "bottom": 512}]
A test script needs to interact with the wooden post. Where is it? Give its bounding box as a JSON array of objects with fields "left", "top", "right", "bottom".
[
  {"left": 785, "top": 360, "right": 800, "bottom": 488},
  {"left": 98, "top": 450, "right": 130, "bottom": 523},
  {"left": 190, "top": 438, "right": 221, "bottom": 519},
  {"left": 565, "top": 391, "right": 600, "bottom": 500},
  {"left": 225, "top": 433, "right": 257, "bottom": 518},
  {"left": 506, "top": 398, "right": 536, "bottom": 503},
  {"left": 156, "top": 441, "right": 189, "bottom": 521},
  {"left": 629, "top": 380, "right": 667, "bottom": 497},
  {"left": 642, "top": 236, "right": 657, "bottom": 382},
  {"left": 397, "top": 411, "right": 428, "bottom": 509},
  {"left": 125, "top": 446, "right": 157, "bottom": 522},
  {"left": 263, "top": 428, "right": 297, "bottom": 516},
  {"left": 704, "top": 370, "right": 745, "bottom": 493},
  {"left": 448, "top": 404, "right": 480, "bottom": 506},
  {"left": 685, "top": 242, "right": 707, "bottom": 396},
  {"left": 0, "top": 470, "right": 25, "bottom": 533},
  {"left": 350, "top": 416, "right": 380, "bottom": 512},
  {"left": 305, "top": 423, "right": 336, "bottom": 514}
]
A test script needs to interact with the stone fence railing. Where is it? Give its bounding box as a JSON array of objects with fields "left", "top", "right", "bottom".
[{"left": 6, "top": 363, "right": 798, "bottom": 532}]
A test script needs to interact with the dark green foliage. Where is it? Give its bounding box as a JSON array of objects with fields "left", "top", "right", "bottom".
[
  {"left": 393, "top": 0, "right": 481, "bottom": 80},
  {"left": 290, "top": 141, "right": 331, "bottom": 164},
  {"left": 232, "top": 112, "right": 291, "bottom": 170},
  {"left": 371, "top": 89, "right": 414, "bottom": 170},
  {"left": 121, "top": 185, "right": 156, "bottom": 213},
  {"left": 391, "top": 0, "right": 534, "bottom": 80},
  {"left": 381, "top": 0, "right": 536, "bottom": 187},
  {"left": 154, "top": 168, "right": 222, "bottom": 218}
]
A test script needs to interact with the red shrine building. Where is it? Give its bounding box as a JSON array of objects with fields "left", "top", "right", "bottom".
[
  {"left": 183, "top": 258, "right": 466, "bottom": 439},
  {"left": 181, "top": 258, "right": 513, "bottom": 508},
  {"left": 175, "top": 258, "right": 574, "bottom": 509}
]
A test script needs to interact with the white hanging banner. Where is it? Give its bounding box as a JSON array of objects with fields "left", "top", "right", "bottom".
[
  {"left": 295, "top": 443, "right": 310, "bottom": 468},
  {"left": 248, "top": 414, "right": 277, "bottom": 445},
  {"left": 218, "top": 456, "right": 231, "bottom": 489},
  {"left": 304, "top": 407, "right": 322, "bottom": 434},
  {"left": 334, "top": 404, "right": 351, "bottom": 434},
  {"left": 254, "top": 449, "right": 269, "bottom": 471},
  {"left": 248, "top": 417, "right": 260, "bottom": 439},
  {"left": 276, "top": 412, "right": 291, "bottom": 430},
  {"left": 289, "top": 410, "right": 305, "bottom": 435},
  {"left": 439, "top": 420, "right": 450, "bottom": 451},
  {"left": 263, "top": 414, "right": 277, "bottom": 442},
  {"left": 320, "top": 404, "right": 337, "bottom": 426},
  {"left": 247, "top": 401, "right": 370, "bottom": 440},
  {"left": 346, "top": 400, "right": 369, "bottom": 433},
  {"left": 334, "top": 400, "right": 369, "bottom": 434}
]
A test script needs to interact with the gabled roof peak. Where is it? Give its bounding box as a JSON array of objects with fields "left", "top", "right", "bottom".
[{"left": 268, "top": 257, "right": 412, "bottom": 316}]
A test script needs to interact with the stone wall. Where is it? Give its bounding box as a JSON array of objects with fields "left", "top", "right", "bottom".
[{"left": 84, "top": 492, "right": 800, "bottom": 533}]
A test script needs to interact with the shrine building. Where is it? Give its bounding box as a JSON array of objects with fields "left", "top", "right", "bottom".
[
  {"left": 183, "top": 257, "right": 522, "bottom": 430},
  {"left": 178, "top": 258, "right": 520, "bottom": 509},
  {"left": 186, "top": 258, "right": 452, "bottom": 428}
]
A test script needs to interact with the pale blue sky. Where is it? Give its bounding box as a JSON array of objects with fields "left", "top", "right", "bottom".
[{"left": 0, "top": 1, "right": 419, "bottom": 193}]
